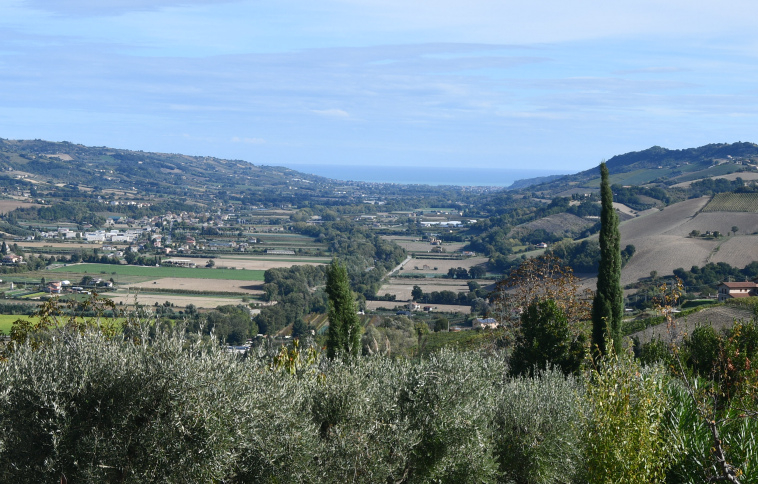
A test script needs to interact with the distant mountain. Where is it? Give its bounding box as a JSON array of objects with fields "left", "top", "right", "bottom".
[
  {"left": 0, "top": 138, "right": 497, "bottom": 207},
  {"left": 0, "top": 138, "right": 335, "bottom": 198}
]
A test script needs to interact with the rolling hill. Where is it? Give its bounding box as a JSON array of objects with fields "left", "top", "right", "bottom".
[
  {"left": 516, "top": 142, "right": 758, "bottom": 196},
  {"left": 616, "top": 196, "right": 758, "bottom": 284}
]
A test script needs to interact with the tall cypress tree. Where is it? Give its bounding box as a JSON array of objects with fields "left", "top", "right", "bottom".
[
  {"left": 326, "top": 260, "right": 362, "bottom": 359},
  {"left": 592, "top": 162, "right": 623, "bottom": 355}
]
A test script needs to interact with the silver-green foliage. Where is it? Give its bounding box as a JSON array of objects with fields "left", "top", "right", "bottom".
[
  {"left": 494, "top": 367, "right": 585, "bottom": 484},
  {"left": 0, "top": 326, "right": 254, "bottom": 483}
]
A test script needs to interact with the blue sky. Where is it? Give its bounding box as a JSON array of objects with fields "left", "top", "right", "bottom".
[{"left": 2, "top": 0, "right": 758, "bottom": 172}]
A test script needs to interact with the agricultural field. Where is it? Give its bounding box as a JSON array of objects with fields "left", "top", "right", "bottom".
[
  {"left": 663, "top": 212, "right": 758, "bottom": 237},
  {"left": 0, "top": 314, "right": 127, "bottom": 335},
  {"left": 366, "top": 301, "right": 471, "bottom": 314},
  {"left": 614, "top": 196, "right": 758, "bottom": 284},
  {"left": 211, "top": 256, "right": 328, "bottom": 271},
  {"left": 620, "top": 235, "right": 717, "bottom": 285},
  {"left": 619, "top": 197, "right": 709, "bottom": 240},
  {"left": 381, "top": 236, "right": 466, "bottom": 254},
  {"left": 670, "top": 171, "right": 758, "bottom": 188},
  {"left": 252, "top": 233, "right": 326, "bottom": 250},
  {"left": 631, "top": 305, "right": 754, "bottom": 344},
  {"left": 107, "top": 293, "right": 257, "bottom": 310},
  {"left": 398, "top": 256, "right": 489, "bottom": 276},
  {"left": 48, "top": 263, "right": 265, "bottom": 281},
  {"left": 702, "top": 192, "right": 758, "bottom": 213},
  {"left": 121, "top": 277, "right": 263, "bottom": 295},
  {"left": 612, "top": 202, "right": 638, "bottom": 217},
  {"left": 0, "top": 199, "right": 39, "bottom": 213},
  {"left": 376, "top": 278, "right": 490, "bottom": 301},
  {"left": 508, "top": 212, "right": 594, "bottom": 239},
  {"left": 707, "top": 236, "right": 758, "bottom": 267}
]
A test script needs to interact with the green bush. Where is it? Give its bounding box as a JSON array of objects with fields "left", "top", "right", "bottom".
[
  {"left": 583, "top": 350, "right": 675, "bottom": 483},
  {"left": 0, "top": 326, "right": 254, "bottom": 482},
  {"left": 494, "top": 367, "right": 585, "bottom": 484},
  {"left": 665, "top": 380, "right": 758, "bottom": 483}
]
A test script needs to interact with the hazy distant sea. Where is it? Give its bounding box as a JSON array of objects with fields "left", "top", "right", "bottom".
[{"left": 283, "top": 164, "right": 569, "bottom": 187}]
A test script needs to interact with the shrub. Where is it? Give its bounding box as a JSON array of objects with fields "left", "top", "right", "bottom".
[
  {"left": 494, "top": 367, "right": 585, "bottom": 484},
  {"left": 583, "top": 350, "right": 676, "bottom": 483},
  {"left": 0, "top": 325, "right": 253, "bottom": 482}
]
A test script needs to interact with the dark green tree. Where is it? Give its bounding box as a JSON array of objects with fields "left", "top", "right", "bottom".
[
  {"left": 326, "top": 260, "right": 361, "bottom": 359},
  {"left": 509, "top": 299, "right": 585, "bottom": 377},
  {"left": 592, "top": 162, "right": 623, "bottom": 355},
  {"left": 411, "top": 285, "right": 423, "bottom": 301},
  {"left": 292, "top": 318, "right": 308, "bottom": 339}
]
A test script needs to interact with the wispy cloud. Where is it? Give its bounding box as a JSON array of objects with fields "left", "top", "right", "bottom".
[
  {"left": 22, "top": 0, "right": 240, "bottom": 16},
  {"left": 613, "top": 66, "right": 691, "bottom": 75},
  {"left": 312, "top": 108, "right": 350, "bottom": 118}
]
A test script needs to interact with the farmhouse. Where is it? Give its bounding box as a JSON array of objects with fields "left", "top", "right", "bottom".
[
  {"left": 45, "top": 281, "right": 62, "bottom": 294},
  {"left": 2, "top": 253, "right": 23, "bottom": 265},
  {"left": 717, "top": 281, "right": 758, "bottom": 302},
  {"left": 473, "top": 318, "right": 499, "bottom": 329}
]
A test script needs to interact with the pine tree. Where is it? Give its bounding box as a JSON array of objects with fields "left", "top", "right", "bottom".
[
  {"left": 592, "top": 162, "right": 623, "bottom": 355},
  {"left": 326, "top": 260, "right": 361, "bottom": 359}
]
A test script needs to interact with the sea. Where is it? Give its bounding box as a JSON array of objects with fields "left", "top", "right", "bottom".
[{"left": 283, "top": 164, "right": 570, "bottom": 188}]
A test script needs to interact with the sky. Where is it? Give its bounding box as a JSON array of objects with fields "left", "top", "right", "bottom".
[{"left": 2, "top": 1, "right": 758, "bottom": 173}]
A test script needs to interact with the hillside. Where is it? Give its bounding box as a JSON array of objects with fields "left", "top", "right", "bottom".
[
  {"left": 616, "top": 197, "right": 758, "bottom": 284},
  {"left": 0, "top": 138, "right": 489, "bottom": 210},
  {"left": 520, "top": 142, "right": 758, "bottom": 196}
]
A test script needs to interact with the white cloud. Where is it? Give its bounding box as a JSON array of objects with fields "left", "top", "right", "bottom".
[{"left": 312, "top": 108, "right": 350, "bottom": 118}]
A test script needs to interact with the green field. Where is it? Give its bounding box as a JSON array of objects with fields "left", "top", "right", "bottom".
[
  {"left": 702, "top": 192, "right": 758, "bottom": 213},
  {"left": 0, "top": 314, "right": 34, "bottom": 334},
  {"left": 0, "top": 314, "right": 126, "bottom": 334},
  {"left": 49, "top": 264, "right": 265, "bottom": 281}
]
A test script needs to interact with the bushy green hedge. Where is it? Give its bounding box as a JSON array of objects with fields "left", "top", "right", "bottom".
[{"left": 1, "top": 326, "right": 756, "bottom": 483}]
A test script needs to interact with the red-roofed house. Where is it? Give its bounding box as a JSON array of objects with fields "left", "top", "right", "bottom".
[{"left": 718, "top": 281, "right": 758, "bottom": 302}]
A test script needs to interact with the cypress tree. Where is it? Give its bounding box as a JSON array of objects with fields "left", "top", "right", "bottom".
[
  {"left": 325, "top": 260, "right": 362, "bottom": 359},
  {"left": 592, "top": 162, "right": 623, "bottom": 355}
]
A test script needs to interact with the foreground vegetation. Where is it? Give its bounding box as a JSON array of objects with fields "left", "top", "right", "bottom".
[{"left": 0, "top": 303, "right": 756, "bottom": 483}]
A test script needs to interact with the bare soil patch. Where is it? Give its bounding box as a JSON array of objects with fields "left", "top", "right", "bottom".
[
  {"left": 377, "top": 278, "right": 493, "bottom": 301},
  {"left": 621, "top": 235, "right": 717, "bottom": 285},
  {"left": 616, "top": 197, "right": 716, "bottom": 284},
  {"left": 613, "top": 202, "right": 638, "bottom": 217},
  {"left": 122, "top": 278, "right": 263, "bottom": 294},
  {"left": 212, "top": 257, "right": 326, "bottom": 271},
  {"left": 0, "top": 199, "right": 38, "bottom": 213},
  {"left": 708, "top": 235, "right": 758, "bottom": 267},
  {"left": 509, "top": 212, "right": 594, "bottom": 238},
  {"left": 662, "top": 212, "right": 758, "bottom": 237},
  {"left": 109, "top": 292, "right": 252, "bottom": 310}
]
